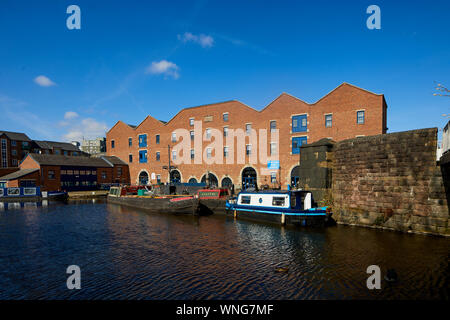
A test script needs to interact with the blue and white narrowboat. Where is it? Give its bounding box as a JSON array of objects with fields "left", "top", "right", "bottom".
[{"left": 226, "top": 190, "right": 332, "bottom": 227}]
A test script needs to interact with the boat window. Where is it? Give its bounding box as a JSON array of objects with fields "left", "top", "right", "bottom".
[
  {"left": 290, "top": 195, "right": 296, "bottom": 208},
  {"left": 241, "top": 196, "right": 251, "bottom": 204},
  {"left": 272, "top": 197, "right": 285, "bottom": 206}
]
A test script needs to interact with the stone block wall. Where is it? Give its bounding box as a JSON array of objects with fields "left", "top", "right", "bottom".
[
  {"left": 297, "top": 138, "right": 334, "bottom": 204},
  {"left": 332, "top": 128, "right": 449, "bottom": 236}
]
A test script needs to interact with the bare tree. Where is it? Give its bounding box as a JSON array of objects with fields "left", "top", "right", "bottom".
[{"left": 434, "top": 83, "right": 450, "bottom": 97}]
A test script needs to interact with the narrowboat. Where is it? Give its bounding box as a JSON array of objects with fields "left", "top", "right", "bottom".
[
  {"left": 226, "top": 190, "right": 332, "bottom": 227},
  {"left": 107, "top": 186, "right": 200, "bottom": 215},
  {"left": 197, "top": 188, "right": 230, "bottom": 215}
]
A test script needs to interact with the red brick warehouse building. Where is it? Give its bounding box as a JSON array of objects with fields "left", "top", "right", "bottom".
[{"left": 106, "top": 83, "right": 388, "bottom": 189}]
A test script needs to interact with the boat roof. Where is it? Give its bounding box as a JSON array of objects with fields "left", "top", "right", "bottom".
[{"left": 238, "top": 190, "right": 310, "bottom": 195}]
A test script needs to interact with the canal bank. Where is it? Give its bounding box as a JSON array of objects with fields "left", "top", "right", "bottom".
[
  {"left": 0, "top": 200, "right": 448, "bottom": 299},
  {"left": 296, "top": 128, "right": 449, "bottom": 237}
]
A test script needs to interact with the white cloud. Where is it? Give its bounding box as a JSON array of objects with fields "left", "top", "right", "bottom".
[
  {"left": 34, "top": 75, "right": 56, "bottom": 87},
  {"left": 64, "top": 111, "right": 79, "bottom": 120},
  {"left": 63, "top": 117, "right": 108, "bottom": 142},
  {"left": 145, "top": 60, "right": 180, "bottom": 79},
  {"left": 178, "top": 32, "right": 214, "bottom": 48}
]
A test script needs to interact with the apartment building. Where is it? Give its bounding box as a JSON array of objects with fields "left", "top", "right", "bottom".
[{"left": 106, "top": 83, "right": 388, "bottom": 189}]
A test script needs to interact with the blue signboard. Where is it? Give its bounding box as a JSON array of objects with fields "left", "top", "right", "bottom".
[{"left": 267, "top": 160, "right": 280, "bottom": 170}]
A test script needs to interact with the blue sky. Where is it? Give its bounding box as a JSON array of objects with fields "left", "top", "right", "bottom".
[{"left": 0, "top": 0, "right": 449, "bottom": 142}]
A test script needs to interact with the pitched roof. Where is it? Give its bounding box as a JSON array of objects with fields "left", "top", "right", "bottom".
[
  {"left": 26, "top": 154, "right": 112, "bottom": 167},
  {"left": 0, "top": 168, "right": 39, "bottom": 181},
  {"left": 101, "top": 156, "right": 127, "bottom": 165},
  {"left": 0, "top": 131, "right": 31, "bottom": 141},
  {"left": 108, "top": 82, "right": 385, "bottom": 133},
  {"left": 33, "top": 140, "right": 81, "bottom": 152}
]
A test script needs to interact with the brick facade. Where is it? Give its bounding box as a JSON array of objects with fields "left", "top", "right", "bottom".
[{"left": 107, "top": 83, "right": 387, "bottom": 189}]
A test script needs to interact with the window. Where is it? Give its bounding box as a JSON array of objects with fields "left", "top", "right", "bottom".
[
  {"left": 63, "top": 151, "right": 68, "bottom": 156},
  {"left": 12, "top": 149, "right": 17, "bottom": 156},
  {"left": 74, "top": 170, "right": 79, "bottom": 175},
  {"left": 272, "top": 197, "right": 285, "bottom": 206},
  {"left": 156, "top": 134, "right": 160, "bottom": 144},
  {"left": 292, "top": 115, "right": 307, "bottom": 132},
  {"left": 12, "top": 159, "right": 17, "bottom": 166},
  {"left": 223, "top": 113, "right": 229, "bottom": 122},
  {"left": 1, "top": 139, "right": 6, "bottom": 167},
  {"left": 139, "top": 150, "right": 147, "bottom": 163},
  {"left": 111, "top": 140, "right": 115, "bottom": 149},
  {"left": 129, "top": 154, "right": 133, "bottom": 163},
  {"left": 206, "top": 148, "right": 212, "bottom": 159},
  {"left": 156, "top": 152, "right": 160, "bottom": 161},
  {"left": 270, "top": 121, "right": 277, "bottom": 132},
  {"left": 138, "top": 134, "right": 147, "bottom": 147},
  {"left": 128, "top": 138, "right": 132, "bottom": 147},
  {"left": 73, "top": 152, "right": 78, "bottom": 156},
  {"left": 292, "top": 137, "right": 307, "bottom": 154},
  {"left": 22, "top": 141, "right": 29, "bottom": 147},
  {"left": 224, "top": 146, "right": 229, "bottom": 158},
  {"left": 246, "top": 124, "right": 252, "bottom": 135},
  {"left": 190, "top": 131, "right": 194, "bottom": 141},
  {"left": 117, "top": 167, "right": 122, "bottom": 177},
  {"left": 156, "top": 174, "right": 161, "bottom": 184},
  {"left": 171, "top": 132, "right": 177, "bottom": 142},
  {"left": 48, "top": 170, "right": 55, "bottom": 180},
  {"left": 223, "top": 127, "right": 228, "bottom": 137},
  {"left": 241, "top": 196, "right": 251, "bottom": 204},
  {"left": 190, "top": 149, "right": 195, "bottom": 159},
  {"left": 92, "top": 170, "right": 96, "bottom": 175},
  {"left": 101, "top": 171, "right": 107, "bottom": 179},
  {"left": 271, "top": 172, "right": 277, "bottom": 183},
  {"left": 86, "top": 170, "right": 91, "bottom": 175},
  {"left": 67, "top": 170, "right": 73, "bottom": 175},
  {"left": 270, "top": 143, "right": 277, "bottom": 155},
  {"left": 325, "top": 114, "right": 332, "bottom": 128},
  {"left": 54, "top": 149, "right": 60, "bottom": 155},
  {"left": 11, "top": 140, "right": 16, "bottom": 146},
  {"left": 189, "top": 118, "right": 194, "bottom": 126},
  {"left": 246, "top": 144, "right": 251, "bottom": 156},
  {"left": 80, "top": 170, "right": 86, "bottom": 175},
  {"left": 206, "top": 128, "right": 211, "bottom": 139},
  {"left": 172, "top": 150, "right": 177, "bottom": 160},
  {"left": 357, "top": 110, "right": 365, "bottom": 124}
]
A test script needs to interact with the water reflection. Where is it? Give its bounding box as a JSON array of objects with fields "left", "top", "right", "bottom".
[{"left": 0, "top": 201, "right": 448, "bottom": 300}]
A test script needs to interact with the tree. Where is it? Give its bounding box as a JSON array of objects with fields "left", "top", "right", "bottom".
[{"left": 434, "top": 83, "right": 450, "bottom": 97}]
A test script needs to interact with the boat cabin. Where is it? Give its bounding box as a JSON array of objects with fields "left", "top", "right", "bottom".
[{"left": 236, "top": 190, "right": 314, "bottom": 210}]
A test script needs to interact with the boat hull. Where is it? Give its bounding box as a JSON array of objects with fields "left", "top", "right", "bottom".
[
  {"left": 226, "top": 207, "right": 330, "bottom": 227},
  {"left": 107, "top": 195, "right": 200, "bottom": 215}
]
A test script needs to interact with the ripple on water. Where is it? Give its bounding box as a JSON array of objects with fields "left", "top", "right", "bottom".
[{"left": 0, "top": 201, "right": 448, "bottom": 300}]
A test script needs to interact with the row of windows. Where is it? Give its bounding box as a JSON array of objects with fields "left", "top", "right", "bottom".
[
  {"left": 113, "top": 111, "right": 365, "bottom": 149},
  {"left": 189, "top": 113, "right": 229, "bottom": 127},
  {"left": 134, "top": 144, "right": 280, "bottom": 163},
  {"left": 60, "top": 170, "right": 97, "bottom": 175},
  {"left": 61, "top": 181, "right": 97, "bottom": 187}
]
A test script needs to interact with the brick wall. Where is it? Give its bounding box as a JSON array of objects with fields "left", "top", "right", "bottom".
[
  {"left": 332, "top": 128, "right": 449, "bottom": 236},
  {"left": 107, "top": 83, "right": 386, "bottom": 188}
]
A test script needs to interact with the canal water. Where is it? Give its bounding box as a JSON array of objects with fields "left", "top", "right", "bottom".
[{"left": 0, "top": 200, "right": 448, "bottom": 300}]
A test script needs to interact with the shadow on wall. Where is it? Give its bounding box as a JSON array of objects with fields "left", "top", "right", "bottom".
[{"left": 439, "top": 155, "right": 450, "bottom": 214}]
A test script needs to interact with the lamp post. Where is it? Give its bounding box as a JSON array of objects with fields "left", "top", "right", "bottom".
[{"left": 163, "top": 144, "right": 177, "bottom": 184}]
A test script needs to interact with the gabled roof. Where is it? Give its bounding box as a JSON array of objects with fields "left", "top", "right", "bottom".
[
  {"left": 25, "top": 154, "right": 112, "bottom": 168},
  {"left": 101, "top": 156, "right": 127, "bottom": 165},
  {"left": 108, "top": 82, "right": 385, "bottom": 132},
  {"left": 0, "top": 168, "right": 39, "bottom": 181},
  {"left": 33, "top": 140, "right": 81, "bottom": 152},
  {"left": 0, "top": 131, "right": 31, "bottom": 141}
]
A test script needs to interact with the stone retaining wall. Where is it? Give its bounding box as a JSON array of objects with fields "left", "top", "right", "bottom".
[{"left": 332, "top": 128, "right": 449, "bottom": 236}]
